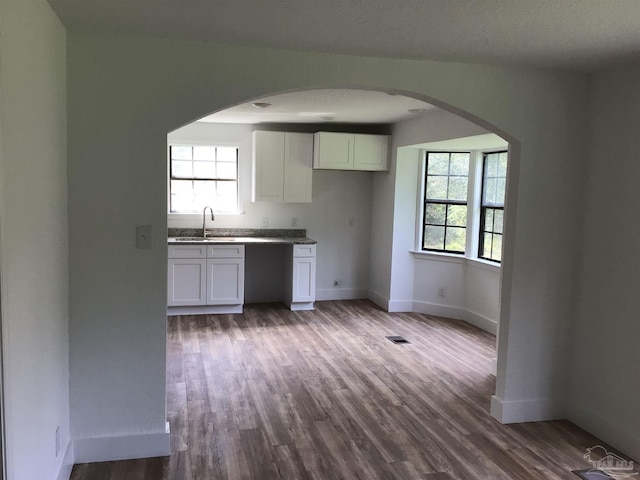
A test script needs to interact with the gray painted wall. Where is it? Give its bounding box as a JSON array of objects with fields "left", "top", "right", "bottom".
[
  {"left": 0, "top": 1, "right": 71, "bottom": 479},
  {"left": 569, "top": 63, "right": 640, "bottom": 460}
]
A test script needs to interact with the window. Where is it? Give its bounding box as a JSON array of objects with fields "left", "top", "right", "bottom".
[
  {"left": 479, "top": 151, "right": 507, "bottom": 262},
  {"left": 169, "top": 145, "right": 239, "bottom": 213},
  {"left": 419, "top": 149, "right": 508, "bottom": 263},
  {"left": 422, "top": 152, "right": 471, "bottom": 253}
]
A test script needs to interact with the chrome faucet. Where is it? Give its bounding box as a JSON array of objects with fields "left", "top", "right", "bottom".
[{"left": 202, "top": 206, "right": 215, "bottom": 237}]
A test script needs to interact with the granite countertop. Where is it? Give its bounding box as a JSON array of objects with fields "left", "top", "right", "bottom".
[{"left": 167, "top": 228, "right": 316, "bottom": 245}]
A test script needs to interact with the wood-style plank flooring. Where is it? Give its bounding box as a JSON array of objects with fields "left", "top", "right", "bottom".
[{"left": 71, "top": 300, "right": 629, "bottom": 479}]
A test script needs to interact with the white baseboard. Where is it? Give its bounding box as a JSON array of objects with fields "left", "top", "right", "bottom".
[
  {"left": 167, "top": 304, "right": 242, "bottom": 316},
  {"left": 56, "top": 440, "right": 74, "bottom": 480},
  {"left": 412, "top": 301, "right": 497, "bottom": 334},
  {"left": 315, "top": 288, "right": 367, "bottom": 301},
  {"left": 568, "top": 401, "right": 640, "bottom": 462},
  {"left": 74, "top": 423, "right": 170, "bottom": 463},
  {"left": 289, "top": 301, "right": 314, "bottom": 311},
  {"left": 387, "top": 299, "right": 413, "bottom": 312},
  {"left": 367, "top": 289, "right": 389, "bottom": 310},
  {"left": 490, "top": 395, "right": 564, "bottom": 424}
]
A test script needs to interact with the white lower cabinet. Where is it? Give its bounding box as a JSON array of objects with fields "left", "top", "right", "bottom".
[
  {"left": 167, "top": 258, "right": 207, "bottom": 306},
  {"left": 168, "top": 244, "right": 245, "bottom": 315},
  {"left": 286, "top": 244, "right": 316, "bottom": 310},
  {"left": 206, "top": 258, "right": 244, "bottom": 305},
  {"left": 169, "top": 241, "right": 316, "bottom": 314}
]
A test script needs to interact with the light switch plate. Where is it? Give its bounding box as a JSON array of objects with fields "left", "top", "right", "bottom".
[{"left": 136, "top": 225, "right": 152, "bottom": 249}]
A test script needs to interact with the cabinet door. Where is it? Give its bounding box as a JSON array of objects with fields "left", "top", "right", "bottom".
[
  {"left": 206, "top": 258, "right": 245, "bottom": 305},
  {"left": 291, "top": 256, "right": 316, "bottom": 302},
  {"left": 167, "top": 258, "right": 207, "bottom": 306},
  {"left": 252, "top": 131, "right": 284, "bottom": 202},
  {"left": 353, "top": 134, "right": 389, "bottom": 171},
  {"left": 283, "top": 132, "right": 313, "bottom": 203},
  {"left": 313, "top": 132, "right": 353, "bottom": 170}
]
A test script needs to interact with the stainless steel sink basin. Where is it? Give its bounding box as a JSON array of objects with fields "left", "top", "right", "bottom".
[{"left": 174, "top": 237, "right": 236, "bottom": 242}]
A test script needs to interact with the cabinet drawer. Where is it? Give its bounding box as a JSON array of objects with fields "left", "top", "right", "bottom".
[
  {"left": 293, "top": 244, "right": 316, "bottom": 257},
  {"left": 168, "top": 245, "right": 207, "bottom": 259},
  {"left": 207, "top": 244, "right": 245, "bottom": 258}
]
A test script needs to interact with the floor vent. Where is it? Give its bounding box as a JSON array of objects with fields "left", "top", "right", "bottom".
[{"left": 386, "top": 335, "right": 410, "bottom": 344}]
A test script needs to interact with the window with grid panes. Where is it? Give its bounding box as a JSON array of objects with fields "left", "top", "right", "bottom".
[
  {"left": 479, "top": 151, "right": 507, "bottom": 262},
  {"left": 422, "top": 152, "right": 470, "bottom": 253},
  {"left": 169, "top": 145, "right": 239, "bottom": 213}
]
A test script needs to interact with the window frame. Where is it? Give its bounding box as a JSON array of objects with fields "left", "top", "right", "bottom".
[
  {"left": 417, "top": 148, "right": 508, "bottom": 266},
  {"left": 421, "top": 151, "right": 471, "bottom": 255},
  {"left": 478, "top": 150, "right": 508, "bottom": 263},
  {"left": 168, "top": 144, "right": 240, "bottom": 214}
]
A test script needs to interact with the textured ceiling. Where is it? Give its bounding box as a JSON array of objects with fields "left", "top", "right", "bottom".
[
  {"left": 199, "top": 89, "right": 437, "bottom": 125},
  {"left": 48, "top": 0, "right": 640, "bottom": 71}
]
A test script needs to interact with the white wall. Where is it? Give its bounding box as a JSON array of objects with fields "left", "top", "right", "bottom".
[
  {"left": 67, "top": 31, "right": 588, "bottom": 460},
  {"left": 168, "top": 122, "right": 374, "bottom": 300},
  {"left": 0, "top": 1, "right": 71, "bottom": 479},
  {"left": 568, "top": 63, "right": 640, "bottom": 461}
]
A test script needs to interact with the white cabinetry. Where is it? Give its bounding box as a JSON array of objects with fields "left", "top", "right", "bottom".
[
  {"left": 168, "top": 244, "right": 245, "bottom": 315},
  {"left": 252, "top": 131, "right": 313, "bottom": 203},
  {"left": 285, "top": 244, "right": 316, "bottom": 311},
  {"left": 206, "top": 245, "right": 244, "bottom": 306},
  {"left": 313, "top": 132, "right": 389, "bottom": 171},
  {"left": 167, "top": 245, "right": 207, "bottom": 306}
]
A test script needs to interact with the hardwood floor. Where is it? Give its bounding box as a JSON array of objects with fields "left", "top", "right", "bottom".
[{"left": 71, "top": 300, "right": 626, "bottom": 479}]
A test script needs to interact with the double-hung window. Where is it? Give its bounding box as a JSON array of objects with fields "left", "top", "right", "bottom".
[
  {"left": 169, "top": 145, "right": 239, "bottom": 213},
  {"left": 479, "top": 151, "right": 507, "bottom": 262},
  {"left": 420, "top": 149, "right": 508, "bottom": 263},
  {"left": 422, "top": 152, "right": 471, "bottom": 253}
]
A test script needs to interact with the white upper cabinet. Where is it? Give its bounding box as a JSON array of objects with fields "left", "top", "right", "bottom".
[
  {"left": 312, "top": 132, "right": 353, "bottom": 170},
  {"left": 252, "top": 131, "right": 313, "bottom": 203},
  {"left": 284, "top": 133, "right": 313, "bottom": 202},
  {"left": 313, "top": 132, "right": 389, "bottom": 171},
  {"left": 353, "top": 134, "right": 389, "bottom": 171}
]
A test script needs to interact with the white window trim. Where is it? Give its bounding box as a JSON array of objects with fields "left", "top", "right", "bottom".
[
  {"left": 167, "top": 142, "right": 243, "bottom": 216},
  {"left": 415, "top": 148, "right": 502, "bottom": 268}
]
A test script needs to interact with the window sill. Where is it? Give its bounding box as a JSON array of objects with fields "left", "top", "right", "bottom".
[{"left": 410, "top": 250, "right": 501, "bottom": 273}]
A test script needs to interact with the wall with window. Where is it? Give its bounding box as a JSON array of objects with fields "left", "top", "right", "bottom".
[
  {"left": 370, "top": 109, "right": 502, "bottom": 333},
  {"left": 168, "top": 121, "right": 376, "bottom": 301}
]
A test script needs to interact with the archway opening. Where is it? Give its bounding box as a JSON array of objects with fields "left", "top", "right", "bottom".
[{"left": 164, "top": 87, "right": 519, "bottom": 443}]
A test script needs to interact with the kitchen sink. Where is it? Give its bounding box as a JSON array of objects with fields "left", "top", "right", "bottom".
[{"left": 174, "top": 237, "right": 236, "bottom": 242}]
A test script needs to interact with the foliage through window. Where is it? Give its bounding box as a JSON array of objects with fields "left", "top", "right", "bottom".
[
  {"left": 422, "top": 152, "right": 470, "bottom": 253},
  {"left": 479, "top": 151, "right": 507, "bottom": 262},
  {"left": 169, "top": 145, "right": 239, "bottom": 213}
]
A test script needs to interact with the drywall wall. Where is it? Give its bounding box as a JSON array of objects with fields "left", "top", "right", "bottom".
[
  {"left": 0, "top": 1, "right": 71, "bottom": 479},
  {"left": 569, "top": 63, "right": 640, "bottom": 461},
  {"left": 67, "top": 31, "right": 588, "bottom": 459},
  {"left": 168, "top": 122, "right": 374, "bottom": 300},
  {"left": 412, "top": 256, "right": 500, "bottom": 334},
  {"left": 370, "top": 110, "right": 489, "bottom": 307}
]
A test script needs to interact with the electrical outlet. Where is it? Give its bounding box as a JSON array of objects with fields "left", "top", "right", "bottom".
[
  {"left": 291, "top": 217, "right": 298, "bottom": 227},
  {"left": 55, "top": 426, "right": 60, "bottom": 457},
  {"left": 261, "top": 217, "right": 268, "bottom": 228},
  {"left": 334, "top": 280, "right": 341, "bottom": 286},
  {"left": 348, "top": 216, "right": 355, "bottom": 227},
  {"left": 438, "top": 287, "right": 445, "bottom": 298}
]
